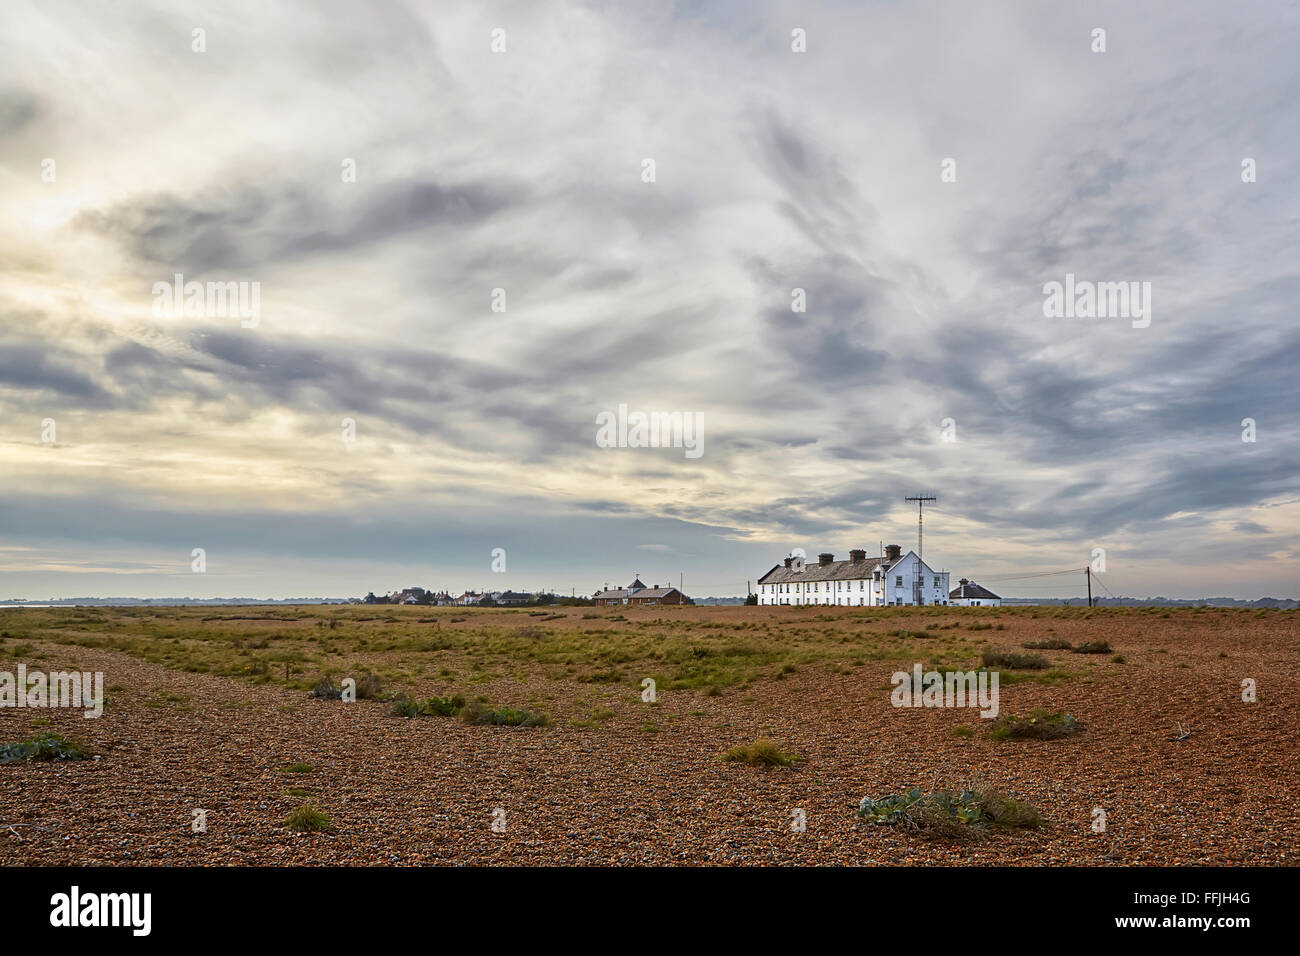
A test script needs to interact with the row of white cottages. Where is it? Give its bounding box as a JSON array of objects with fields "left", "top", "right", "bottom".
[{"left": 756, "top": 545, "right": 1000, "bottom": 607}]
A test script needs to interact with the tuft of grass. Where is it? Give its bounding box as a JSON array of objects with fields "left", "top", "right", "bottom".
[
  {"left": 285, "top": 802, "right": 335, "bottom": 833},
  {"left": 951, "top": 725, "right": 974, "bottom": 738},
  {"left": 981, "top": 650, "right": 1049, "bottom": 670},
  {"left": 720, "top": 738, "right": 800, "bottom": 767},
  {"left": 989, "top": 709, "right": 1081, "bottom": 741},
  {"left": 281, "top": 762, "right": 315, "bottom": 774},
  {"left": 1022, "top": 638, "right": 1072, "bottom": 650},
  {"left": 0, "top": 732, "right": 91, "bottom": 763}
]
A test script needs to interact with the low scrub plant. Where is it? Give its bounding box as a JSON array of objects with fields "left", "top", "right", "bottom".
[
  {"left": 988, "top": 709, "right": 1081, "bottom": 741},
  {"left": 981, "top": 650, "right": 1049, "bottom": 670},
  {"left": 1022, "top": 638, "right": 1072, "bottom": 650},
  {"left": 391, "top": 693, "right": 466, "bottom": 718},
  {"left": 1071, "top": 640, "right": 1112, "bottom": 654},
  {"left": 309, "top": 676, "right": 343, "bottom": 699},
  {"left": 0, "top": 733, "right": 91, "bottom": 763},
  {"left": 459, "top": 700, "right": 549, "bottom": 727},
  {"left": 857, "top": 786, "right": 1043, "bottom": 839}
]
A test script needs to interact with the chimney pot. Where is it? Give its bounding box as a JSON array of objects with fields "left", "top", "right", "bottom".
[
  {"left": 784, "top": 557, "right": 793, "bottom": 568},
  {"left": 849, "top": 549, "right": 866, "bottom": 562},
  {"left": 885, "top": 544, "right": 903, "bottom": 562},
  {"left": 818, "top": 552, "right": 834, "bottom": 566}
]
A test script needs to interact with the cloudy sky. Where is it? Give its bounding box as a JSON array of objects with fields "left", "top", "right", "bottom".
[{"left": 1, "top": 0, "right": 1297, "bottom": 600}]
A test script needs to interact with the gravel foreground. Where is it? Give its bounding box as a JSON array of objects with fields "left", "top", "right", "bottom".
[{"left": 1, "top": 607, "right": 1295, "bottom": 866}]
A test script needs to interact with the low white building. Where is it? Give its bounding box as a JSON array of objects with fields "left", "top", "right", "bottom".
[
  {"left": 756, "top": 545, "right": 950, "bottom": 607},
  {"left": 949, "top": 579, "right": 1002, "bottom": 607}
]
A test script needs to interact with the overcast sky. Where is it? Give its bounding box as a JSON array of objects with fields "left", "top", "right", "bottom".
[{"left": 1, "top": 0, "right": 1297, "bottom": 600}]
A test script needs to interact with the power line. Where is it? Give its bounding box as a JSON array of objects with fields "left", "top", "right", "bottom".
[{"left": 974, "top": 567, "right": 1088, "bottom": 582}]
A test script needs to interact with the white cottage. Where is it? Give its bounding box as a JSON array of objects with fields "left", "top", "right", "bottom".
[
  {"left": 756, "top": 545, "right": 950, "bottom": 607},
  {"left": 948, "top": 579, "right": 1002, "bottom": 607}
]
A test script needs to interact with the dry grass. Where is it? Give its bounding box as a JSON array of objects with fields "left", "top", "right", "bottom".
[{"left": 720, "top": 738, "right": 800, "bottom": 766}]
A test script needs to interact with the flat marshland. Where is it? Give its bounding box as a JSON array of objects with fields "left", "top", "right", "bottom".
[{"left": 0, "top": 604, "right": 1295, "bottom": 865}]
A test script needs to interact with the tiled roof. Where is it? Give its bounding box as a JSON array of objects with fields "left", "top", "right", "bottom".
[
  {"left": 595, "top": 586, "right": 680, "bottom": 599},
  {"left": 950, "top": 581, "right": 1001, "bottom": 600},
  {"left": 632, "top": 588, "right": 678, "bottom": 598},
  {"left": 757, "top": 556, "right": 896, "bottom": 585}
]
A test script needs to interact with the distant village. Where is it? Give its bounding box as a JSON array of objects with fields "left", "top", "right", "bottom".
[
  {"left": 355, "top": 548, "right": 1006, "bottom": 609},
  {"left": 358, "top": 578, "right": 696, "bottom": 607},
  {"left": 359, "top": 588, "right": 574, "bottom": 607}
]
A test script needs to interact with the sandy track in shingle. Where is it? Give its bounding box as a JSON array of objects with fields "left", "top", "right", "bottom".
[{"left": 1, "top": 610, "right": 1296, "bottom": 865}]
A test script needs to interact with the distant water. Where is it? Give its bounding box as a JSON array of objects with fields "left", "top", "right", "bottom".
[{"left": 0, "top": 604, "right": 52, "bottom": 608}]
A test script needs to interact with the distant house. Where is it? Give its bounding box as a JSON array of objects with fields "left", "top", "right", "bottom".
[
  {"left": 455, "top": 591, "right": 484, "bottom": 606},
  {"left": 496, "top": 591, "right": 533, "bottom": 605},
  {"left": 593, "top": 577, "right": 689, "bottom": 606},
  {"left": 949, "top": 579, "right": 1001, "bottom": 607},
  {"left": 757, "top": 545, "right": 949, "bottom": 607}
]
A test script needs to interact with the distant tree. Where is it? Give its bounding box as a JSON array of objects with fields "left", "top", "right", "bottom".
[{"left": 745, "top": 593, "right": 758, "bottom": 606}]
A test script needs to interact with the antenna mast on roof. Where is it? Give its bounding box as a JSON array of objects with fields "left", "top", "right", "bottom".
[
  {"left": 904, "top": 495, "right": 937, "bottom": 563},
  {"left": 905, "top": 495, "right": 937, "bottom": 606}
]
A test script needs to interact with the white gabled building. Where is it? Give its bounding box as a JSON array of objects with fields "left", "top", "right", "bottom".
[
  {"left": 756, "top": 545, "right": 950, "bottom": 607},
  {"left": 949, "top": 579, "right": 1002, "bottom": 607}
]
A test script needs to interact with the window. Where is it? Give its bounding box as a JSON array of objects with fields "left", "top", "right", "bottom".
[{"left": 895, "top": 576, "right": 903, "bottom": 587}]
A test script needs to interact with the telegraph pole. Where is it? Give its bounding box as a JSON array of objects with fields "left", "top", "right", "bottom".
[{"left": 1086, "top": 566, "right": 1093, "bottom": 608}]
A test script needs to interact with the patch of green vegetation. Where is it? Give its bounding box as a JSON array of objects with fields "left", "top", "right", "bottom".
[
  {"left": 459, "top": 700, "right": 549, "bottom": 727},
  {"left": 285, "top": 802, "right": 335, "bottom": 833},
  {"left": 1022, "top": 638, "right": 1072, "bottom": 650},
  {"left": 1071, "top": 640, "right": 1112, "bottom": 654},
  {"left": 309, "top": 676, "right": 343, "bottom": 699},
  {"left": 720, "top": 738, "right": 800, "bottom": 767},
  {"left": 0, "top": 732, "right": 91, "bottom": 763},
  {"left": 281, "top": 762, "right": 315, "bottom": 773},
  {"left": 391, "top": 693, "right": 466, "bottom": 718},
  {"left": 981, "top": 650, "right": 1049, "bottom": 670},
  {"left": 857, "top": 786, "right": 1043, "bottom": 839},
  {"left": 951, "top": 725, "right": 974, "bottom": 738},
  {"left": 989, "top": 709, "right": 1081, "bottom": 741}
]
